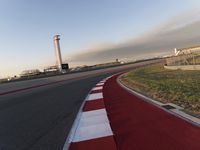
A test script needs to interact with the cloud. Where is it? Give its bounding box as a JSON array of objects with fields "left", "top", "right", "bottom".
[{"left": 67, "top": 10, "right": 200, "bottom": 65}]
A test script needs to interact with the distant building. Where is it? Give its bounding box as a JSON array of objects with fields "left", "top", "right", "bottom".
[
  {"left": 166, "top": 45, "right": 200, "bottom": 68},
  {"left": 44, "top": 66, "right": 59, "bottom": 73},
  {"left": 174, "top": 46, "right": 200, "bottom": 56},
  {"left": 20, "top": 69, "right": 41, "bottom": 78}
]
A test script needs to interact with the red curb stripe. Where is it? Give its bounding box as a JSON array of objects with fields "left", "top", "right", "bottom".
[
  {"left": 83, "top": 99, "right": 105, "bottom": 112},
  {"left": 69, "top": 136, "right": 117, "bottom": 150}
]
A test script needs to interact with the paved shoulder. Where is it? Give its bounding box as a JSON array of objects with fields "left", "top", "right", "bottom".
[{"left": 103, "top": 75, "right": 200, "bottom": 150}]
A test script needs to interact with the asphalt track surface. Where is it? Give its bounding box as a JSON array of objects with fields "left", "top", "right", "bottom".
[
  {"left": 0, "top": 61, "right": 160, "bottom": 150},
  {"left": 103, "top": 75, "right": 200, "bottom": 150}
]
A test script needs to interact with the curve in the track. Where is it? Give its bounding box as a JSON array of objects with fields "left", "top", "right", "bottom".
[{"left": 103, "top": 74, "right": 200, "bottom": 150}]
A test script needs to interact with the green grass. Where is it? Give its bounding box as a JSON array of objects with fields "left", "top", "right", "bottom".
[{"left": 121, "top": 63, "right": 200, "bottom": 116}]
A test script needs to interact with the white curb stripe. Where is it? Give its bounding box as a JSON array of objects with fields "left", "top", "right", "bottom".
[
  {"left": 86, "top": 93, "right": 103, "bottom": 101},
  {"left": 96, "top": 83, "right": 104, "bottom": 86},
  {"left": 79, "top": 114, "right": 109, "bottom": 127},
  {"left": 92, "top": 86, "right": 103, "bottom": 91},
  {"left": 82, "top": 109, "right": 107, "bottom": 118},
  {"left": 72, "top": 123, "right": 113, "bottom": 142},
  {"left": 72, "top": 109, "right": 113, "bottom": 142},
  {"left": 63, "top": 76, "right": 115, "bottom": 150}
]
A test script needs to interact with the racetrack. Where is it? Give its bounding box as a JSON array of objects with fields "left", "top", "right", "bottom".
[{"left": 0, "top": 60, "right": 160, "bottom": 150}]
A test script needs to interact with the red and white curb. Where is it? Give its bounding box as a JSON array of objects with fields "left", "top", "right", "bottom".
[{"left": 63, "top": 76, "right": 117, "bottom": 150}]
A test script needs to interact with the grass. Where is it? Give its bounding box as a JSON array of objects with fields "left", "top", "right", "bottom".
[{"left": 121, "top": 63, "right": 200, "bottom": 117}]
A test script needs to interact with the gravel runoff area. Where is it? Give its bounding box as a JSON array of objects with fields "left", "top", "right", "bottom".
[{"left": 120, "top": 63, "right": 200, "bottom": 118}]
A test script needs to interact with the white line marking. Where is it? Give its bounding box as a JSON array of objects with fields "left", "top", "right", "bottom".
[
  {"left": 171, "top": 109, "right": 200, "bottom": 125},
  {"left": 96, "top": 83, "right": 104, "bottom": 86},
  {"left": 86, "top": 93, "right": 103, "bottom": 101},
  {"left": 62, "top": 91, "right": 91, "bottom": 150},
  {"left": 92, "top": 86, "right": 103, "bottom": 91},
  {"left": 167, "top": 103, "right": 183, "bottom": 110}
]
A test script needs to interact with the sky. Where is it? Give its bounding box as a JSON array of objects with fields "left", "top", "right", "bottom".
[{"left": 0, "top": 0, "right": 200, "bottom": 77}]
